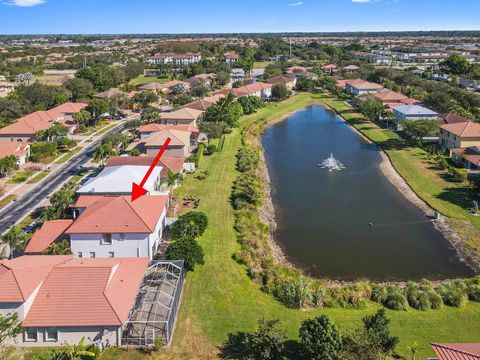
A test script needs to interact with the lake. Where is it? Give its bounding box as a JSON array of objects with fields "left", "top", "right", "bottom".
[{"left": 262, "top": 105, "right": 474, "bottom": 281}]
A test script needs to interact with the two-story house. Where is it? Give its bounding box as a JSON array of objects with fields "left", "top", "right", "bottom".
[{"left": 439, "top": 121, "right": 480, "bottom": 149}]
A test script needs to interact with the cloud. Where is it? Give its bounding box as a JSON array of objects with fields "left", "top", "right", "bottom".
[
  {"left": 352, "top": 0, "right": 376, "bottom": 2},
  {"left": 288, "top": 2, "right": 303, "bottom": 6},
  {"left": 3, "top": 0, "right": 46, "bottom": 6}
]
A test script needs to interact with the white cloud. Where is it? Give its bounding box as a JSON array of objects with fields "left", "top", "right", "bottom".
[
  {"left": 352, "top": 0, "right": 375, "bottom": 3},
  {"left": 3, "top": 0, "right": 46, "bottom": 7},
  {"left": 288, "top": 2, "right": 303, "bottom": 7}
]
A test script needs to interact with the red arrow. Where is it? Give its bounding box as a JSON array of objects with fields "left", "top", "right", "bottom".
[{"left": 131, "top": 137, "right": 171, "bottom": 202}]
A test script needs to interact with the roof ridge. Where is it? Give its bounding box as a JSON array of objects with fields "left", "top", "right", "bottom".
[
  {"left": 121, "top": 197, "right": 154, "bottom": 232},
  {"left": 69, "top": 197, "right": 114, "bottom": 229},
  {"left": 432, "top": 343, "right": 480, "bottom": 358},
  {"left": 10, "top": 268, "right": 25, "bottom": 301}
]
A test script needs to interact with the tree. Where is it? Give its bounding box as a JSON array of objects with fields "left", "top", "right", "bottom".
[
  {"left": 299, "top": 315, "right": 342, "bottom": 360},
  {"left": 171, "top": 83, "right": 187, "bottom": 95},
  {"left": 49, "top": 337, "right": 97, "bottom": 360},
  {"left": 165, "top": 236, "right": 204, "bottom": 271},
  {"left": 238, "top": 96, "right": 264, "bottom": 115},
  {"left": 1, "top": 226, "right": 26, "bottom": 258},
  {"left": 72, "top": 109, "right": 92, "bottom": 128},
  {"left": 0, "top": 155, "right": 18, "bottom": 178},
  {"left": 190, "top": 83, "right": 208, "bottom": 98},
  {"left": 36, "top": 122, "right": 69, "bottom": 142},
  {"left": 141, "top": 108, "right": 160, "bottom": 122},
  {"left": 43, "top": 180, "right": 78, "bottom": 221},
  {"left": 440, "top": 55, "right": 472, "bottom": 75},
  {"left": 132, "top": 91, "right": 159, "bottom": 109},
  {"left": 204, "top": 93, "right": 243, "bottom": 130},
  {"left": 76, "top": 63, "right": 117, "bottom": 91},
  {"left": 86, "top": 99, "right": 109, "bottom": 125},
  {"left": 214, "top": 71, "right": 230, "bottom": 87},
  {"left": 200, "top": 122, "right": 224, "bottom": 140},
  {"left": 129, "top": 149, "right": 141, "bottom": 157},
  {"left": 402, "top": 119, "right": 439, "bottom": 144},
  {"left": 357, "top": 95, "right": 384, "bottom": 122},
  {"left": 238, "top": 57, "right": 254, "bottom": 79},
  {"left": 362, "top": 309, "right": 399, "bottom": 355},
  {"left": 171, "top": 211, "right": 208, "bottom": 240},
  {"left": 15, "top": 72, "right": 35, "bottom": 85},
  {"left": 247, "top": 318, "right": 287, "bottom": 360},
  {"left": 0, "top": 313, "right": 21, "bottom": 348},
  {"left": 63, "top": 78, "right": 94, "bottom": 101},
  {"left": 271, "top": 84, "right": 289, "bottom": 101},
  {"left": 93, "top": 143, "right": 116, "bottom": 167},
  {"left": 43, "top": 239, "right": 72, "bottom": 255}
]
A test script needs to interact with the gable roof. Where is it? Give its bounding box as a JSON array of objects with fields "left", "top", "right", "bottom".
[
  {"left": 347, "top": 79, "right": 383, "bottom": 90},
  {"left": 138, "top": 123, "right": 199, "bottom": 134},
  {"left": 439, "top": 113, "right": 473, "bottom": 125},
  {"left": 394, "top": 104, "right": 438, "bottom": 116},
  {"left": 94, "top": 89, "right": 127, "bottom": 99},
  {"left": 24, "top": 220, "right": 73, "bottom": 254},
  {"left": 431, "top": 343, "right": 480, "bottom": 360},
  {"left": 442, "top": 121, "right": 480, "bottom": 138},
  {"left": 143, "top": 129, "right": 190, "bottom": 147},
  {"left": 373, "top": 88, "right": 409, "bottom": 102},
  {"left": 76, "top": 165, "right": 163, "bottom": 195},
  {"left": 66, "top": 195, "right": 168, "bottom": 234},
  {"left": 22, "top": 257, "right": 149, "bottom": 327},
  {"left": 266, "top": 76, "right": 296, "bottom": 85},
  {"left": 0, "top": 142, "right": 29, "bottom": 159},
  {"left": 0, "top": 255, "right": 73, "bottom": 302},
  {"left": 106, "top": 155, "right": 184, "bottom": 175},
  {"left": 184, "top": 99, "right": 215, "bottom": 111},
  {"left": 160, "top": 107, "right": 203, "bottom": 121}
]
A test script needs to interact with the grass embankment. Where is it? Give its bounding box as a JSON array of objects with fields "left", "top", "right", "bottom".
[
  {"left": 27, "top": 171, "right": 48, "bottom": 184},
  {"left": 317, "top": 94, "right": 480, "bottom": 257},
  {"left": 6, "top": 171, "right": 30, "bottom": 184},
  {"left": 149, "top": 93, "right": 480, "bottom": 360},
  {"left": 55, "top": 147, "right": 82, "bottom": 164}
]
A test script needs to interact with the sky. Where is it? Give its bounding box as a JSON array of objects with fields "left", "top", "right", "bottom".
[{"left": 0, "top": 0, "right": 479, "bottom": 34}]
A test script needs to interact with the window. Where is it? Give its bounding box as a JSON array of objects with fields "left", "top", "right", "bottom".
[
  {"left": 101, "top": 234, "right": 112, "bottom": 245},
  {"left": 77, "top": 252, "right": 82, "bottom": 258},
  {"left": 25, "top": 329, "right": 37, "bottom": 342},
  {"left": 89, "top": 252, "right": 95, "bottom": 258},
  {"left": 108, "top": 252, "right": 114, "bottom": 258},
  {"left": 45, "top": 329, "right": 58, "bottom": 342},
  {"left": 119, "top": 234, "right": 126, "bottom": 241}
]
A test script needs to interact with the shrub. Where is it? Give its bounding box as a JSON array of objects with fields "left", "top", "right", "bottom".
[
  {"left": 384, "top": 287, "right": 408, "bottom": 311},
  {"left": 437, "top": 280, "right": 468, "bottom": 307},
  {"left": 299, "top": 315, "right": 342, "bottom": 360},
  {"left": 129, "top": 149, "right": 141, "bottom": 156},
  {"left": 237, "top": 147, "right": 260, "bottom": 172},
  {"left": 165, "top": 236, "right": 204, "bottom": 271},
  {"left": 206, "top": 144, "right": 217, "bottom": 155},
  {"left": 171, "top": 211, "right": 208, "bottom": 240},
  {"left": 371, "top": 284, "right": 388, "bottom": 303},
  {"left": 195, "top": 143, "right": 204, "bottom": 166},
  {"left": 231, "top": 172, "right": 264, "bottom": 209}
]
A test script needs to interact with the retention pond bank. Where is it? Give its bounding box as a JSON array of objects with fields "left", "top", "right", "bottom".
[{"left": 262, "top": 104, "right": 474, "bottom": 281}]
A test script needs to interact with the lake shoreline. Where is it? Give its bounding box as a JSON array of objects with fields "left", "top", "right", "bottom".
[{"left": 258, "top": 101, "right": 478, "bottom": 282}]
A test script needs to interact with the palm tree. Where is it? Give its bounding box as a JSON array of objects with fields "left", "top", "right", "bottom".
[
  {"left": 167, "top": 169, "right": 182, "bottom": 202},
  {"left": 43, "top": 240, "right": 71, "bottom": 255},
  {"left": 50, "top": 337, "right": 96, "bottom": 360},
  {"left": 1, "top": 226, "right": 26, "bottom": 259},
  {"left": 93, "top": 144, "right": 114, "bottom": 167}
]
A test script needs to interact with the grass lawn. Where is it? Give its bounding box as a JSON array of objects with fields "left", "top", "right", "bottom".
[
  {"left": 94, "top": 123, "right": 117, "bottom": 135},
  {"left": 0, "top": 194, "right": 16, "bottom": 209},
  {"left": 253, "top": 60, "right": 272, "bottom": 68},
  {"left": 152, "top": 93, "right": 480, "bottom": 360},
  {"left": 55, "top": 147, "right": 82, "bottom": 164},
  {"left": 6, "top": 171, "right": 31, "bottom": 184},
  {"left": 129, "top": 75, "right": 170, "bottom": 86},
  {"left": 26, "top": 171, "right": 48, "bottom": 184}
]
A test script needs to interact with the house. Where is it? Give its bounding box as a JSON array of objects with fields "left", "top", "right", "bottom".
[
  {"left": 143, "top": 129, "right": 195, "bottom": 158},
  {"left": 0, "top": 255, "right": 150, "bottom": 347},
  {"left": 266, "top": 76, "right": 297, "bottom": 91},
  {"left": 184, "top": 74, "right": 213, "bottom": 87},
  {"left": 0, "top": 102, "right": 87, "bottom": 142},
  {"left": 68, "top": 195, "right": 168, "bottom": 259},
  {"left": 24, "top": 220, "right": 73, "bottom": 254},
  {"left": 286, "top": 66, "right": 307, "bottom": 75},
  {"left": 451, "top": 146, "right": 480, "bottom": 170},
  {"left": 296, "top": 71, "right": 318, "bottom": 80},
  {"left": 460, "top": 78, "right": 480, "bottom": 92},
  {"left": 437, "top": 113, "right": 473, "bottom": 125},
  {"left": 322, "top": 64, "right": 338, "bottom": 74},
  {"left": 393, "top": 104, "right": 438, "bottom": 129},
  {"left": 371, "top": 89, "right": 420, "bottom": 110},
  {"left": 138, "top": 123, "right": 199, "bottom": 140},
  {"left": 159, "top": 108, "right": 203, "bottom": 127},
  {"left": 224, "top": 52, "right": 239, "bottom": 65},
  {"left": 184, "top": 98, "right": 215, "bottom": 112},
  {"left": 76, "top": 165, "right": 163, "bottom": 196},
  {"left": 0, "top": 142, "right": 30, "bottom": 165},
  {"left": 345, "top": 79, "right": 383, "bottom": 96},
  {"left": 94, "top": 89, "right": 127, "bottom": 100},
  {"left": 250, "top": 68, "right": 266, "bottom": 82},
  {"left": 231, "top": 68, "right": 245, "bottom": 82},
  {"left": 139, "top": 80, "right": 190, "bottom": 94},
  {"left": 439, "top": 121, "right": 480, "bottom": 149},
  {"left": 224, "top": 82, "right": 272, "bottom": 99},
  {"left": 145, "top": 53, "right": 201, "bottom": 66},
  {"left": 342, "top": 65, "right": 360, "bottom": 74},
  {"left": 430, "top": 343, "right": 480, "bottom": 360}
]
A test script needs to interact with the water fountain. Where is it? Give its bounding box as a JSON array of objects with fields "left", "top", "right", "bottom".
[{"left": 318, "top": 153, "right": 345, "bottom": 171}]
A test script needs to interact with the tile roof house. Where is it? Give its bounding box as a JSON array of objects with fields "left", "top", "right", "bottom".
[
  {"left": 0, "top": 102, "right": 87, "bottom": 142},
  {"left": 138, "top": 123, "right": 199, "bottom": 140},
  {"left": 106, "top": 155, "right": 185, "bottom": 180},
  {"left": 184, "top": 73, "right": 213, "bottom": 87},
  {"left": 224, "top": 52, "right": 239, "bottom": 65},
  {"left": 68, "top": 195, "right": 169, "bottom": 259},
  {"left": 345, "top": 79, "right": 384, "bottom": 96},
  {"left": 0, "top": 142, "right": 30, "bottom": 165},
  {"left": 159, "top": 107, "right": 203, "bottom": 127},
  {"left": 183, "top": 98, "right": 215, "bottom": 112},
  {"left": 143, "top": 129, "right": 195, "bottom": 158},
  {"left": 451, "top": 146, "right": 480, "bottom": 170},
  {"left": 322, "top": 64, "right": 338, "bottom": 74},
  {"left": 220, "top": 82, "right": 272, "bottom": 99},
  {"left": 343, "top": 65, "right": 360, "bottom": 73},
  {"left": 0, "top": 255, "right": 150, "bottom": 347},
  {"left": 392, "top": 104, "right": 438, "bottom": 129},
  {"left": 266, "top": 76, "right": 297, "bottom": 91},
  {"left": 437, "top": 113, "right": 473, "bottom": 125},
  {"left": 76, "top": 165, "right": 163, "bottom": 196},
  {"left": 440, "top": 121, "right": 480, "bottom": 149},
  {"left": 24, "top": 219, "right": 73, "bottom": 254},
  {"left": 431, "top": 343, "right": 480, "bottom": 360},
  {"left": 94, "top": 89, "right": 127, "bottom": 99}
]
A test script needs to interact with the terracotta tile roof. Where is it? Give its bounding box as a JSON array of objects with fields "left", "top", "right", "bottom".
[
  {"left": 266, "top": 76, "right": 296, "bottom": 85},
  {"left": 0, "top": 142, "right": 29, "bottom": 159},
  {"left": 66, "top": 195, "right": 168, "bottom": 234},
  {"left": 184, "top": 99, "right": 215, "bottom": 111},
  {"left": 106, "top": 155, "right": 184, "bottom": 175},
  {"left": 347, "top": 79, "right": 383, "bottom": 90},
  {"left": 323, "top": 64, "right": 337, "bottom": 69},
  {"left": 373, "top": 88, "right": 409, "bottom": 102},
  {"left": 343, "top": 65, "right": 360, "bottom": 70},
  {"left": 73, "top": 195, "right": 109, "bottom": 209},
  {"left": 139, "top": 123, "right": 199, "bottom": 133},
  {"left": 0, "top": 255, "right": 73, "bottom": 302},
  {"left": 224, "top": 52, "right": 239, "bottom": 59},
  {"left": 160, "top": 108, "right": 203, "bottom": 121},
  {"left": 48, "top": 102, "right": 88, "bottom": 116},
  {"left": 439, "top": 113, "right": 473, "bottom": 125},
  {"left": 286, "top": 66, "right": 307, "bottom": 74},
  {"left": 22, "top": 257, "right": 149, "bottom": 327},
  {"left": 144, "top": 129, "right": 190, "bottom": 147},
  {"left": 451, "top": 147, "right": 480, "bottom": 167},
  {"left": 431, "top": 343, "right": 480, "bottom": 360},
  {"left": 24, "top": 220, "right": 73, "bottom": 254},
  {"left": 442, "top": 121, "right": 480, "bottom": 138}
]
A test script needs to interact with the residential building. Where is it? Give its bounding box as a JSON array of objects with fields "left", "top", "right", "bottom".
[
  {"left": 371, "top": 89, "right": 420, "bottom": 110},
  {"left": 0, "top": 255, "right": 149, "bottom": 347},
  {"left": 143, "top": 129, "right": 196, "bottom": 158},
  {"left": 68, "top": 195, "right": 169, "bottom": 259},
  {"left": 76, "top": 165, "right": 163, "bottom": 196},
  {"left": 322, "top": 64, "right": 338, "bottom": 74},
  {"left": 451, "top": 146, "right": 480, "bottom": 170},
  {"left": 285, "top": 66, "right": 307, "bottom": 75},
  {"left": 145, "top": 53, "right": 201, "bottom": 66},
  {"left": 231, "top": 68, "right": 245, "bottom": 82},
  {"left": 0, "top": 142, "right": 30, "bottom": 165},
  {"left": 437, "top": 113, "right": 473, "bottom": 125},
  {"left": 184, "top": 98, "right": 215, "bottom": 112},
  {"left": 345, "top": 79, "right": 383, "bottom": 96},
  {"left": 393, "top": 104, "right": 438, "bottom": 129},
  {"left": 159, "top": 108, "right": 203, "bottom": 127},
  {"left": 342, "top": 65, "right": 360, "bottom": 74},
  {"left": 219, "top": 82, "right": 272, "bottom": 99},
  {"left": 139, "top": 80, "right": 190, "bottom": 94},
  {"left": 106, "top": 155, "right": 186, "bottom": 180},
  {"left": 0, "top": 102, "right": 87, "bottom": 142},
  {"left": 224, "top": 52, "right": 239, "bottom": 65},
  {"left": 138, "top": 123, "right": 199, "bottom": 140},
  {"left": 266, "top": 75, "right": 297, "bottom": 91},
  {"left": 94, "top": 89, "right": 128, "bottom": 100},
  {"left": 184, "top": 73, "right": 213, "bottom": 87},
  {"left": 24, "top": 220, "right": 73, "bottom": 254},
  {"left": 439, "top": 121, "right": 480, "bottom": 149},
  {"left": 430, "top": 343, "right": 480, "bottom": 360}
]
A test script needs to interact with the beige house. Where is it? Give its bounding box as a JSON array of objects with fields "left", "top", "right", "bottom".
[
  {"left": 143, "top": 129, "right": 196, "bottom": 158},
  {"left": 266, "top": 76, "right": 297, "bottom": 91},
  {"left": 439, "top": 121, "right": 480, "bottom": 149},
  {"left": 159, "top": 108, "right": 203, "bottom": 127}
]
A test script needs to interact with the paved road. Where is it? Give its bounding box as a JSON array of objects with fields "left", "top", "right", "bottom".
[{"left": 0, "top": 124, "right": 126, "bottom": 234}]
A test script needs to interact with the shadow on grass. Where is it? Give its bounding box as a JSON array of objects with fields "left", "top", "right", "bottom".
[{"left": 436, "top": 186, "right": 476, "bottom": 210}]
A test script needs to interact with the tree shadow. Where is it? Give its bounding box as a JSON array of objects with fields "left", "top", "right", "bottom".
[{"left": 436, "top": 186, "right": 477, "bottom": 210}]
